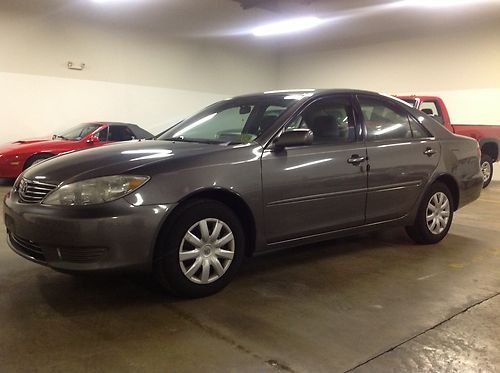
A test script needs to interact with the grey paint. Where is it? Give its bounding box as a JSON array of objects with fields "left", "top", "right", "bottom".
[{"left": 3, "top": 90, "right": 484, "bottom": 272}]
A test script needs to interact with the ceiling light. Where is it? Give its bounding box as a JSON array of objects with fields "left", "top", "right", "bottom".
[
  {"left": 398, "top": 0, "right": 495, "bottom": 7},
  {"left": 252, "top": 17, "right": 324, "bottom": 37},
  {"left": 91, "top": 0, "right": 140, "bottom": 4}
]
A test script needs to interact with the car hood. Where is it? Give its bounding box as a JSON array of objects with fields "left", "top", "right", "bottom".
[
  {"left": 0, "top": 139, "right": 71, "bottom": 153},
  {"left": 22, "top": 140, "right": 229, "bottom": 184}
]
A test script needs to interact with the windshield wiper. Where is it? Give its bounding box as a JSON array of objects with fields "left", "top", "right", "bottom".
[
  {"left": 53, "top": 134, "right": 68, "bottom": 140},
  {"left": 162, "top": 137, "right": 196, "bottom": 142},
  {"left": 162, "top": 137, "right": 223, "bottom": 144}
]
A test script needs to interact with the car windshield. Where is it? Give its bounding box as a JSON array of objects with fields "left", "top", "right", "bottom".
[
  {"left": 158, "top": 95, "right": 305, "bottom": 144},
  {"left": 55, "top": 123, "right": 100, "bottom": 140}
]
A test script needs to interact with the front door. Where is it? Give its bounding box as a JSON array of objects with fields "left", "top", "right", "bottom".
[{"left": 261, "top": 95, "right": 368, "bottom": 244}]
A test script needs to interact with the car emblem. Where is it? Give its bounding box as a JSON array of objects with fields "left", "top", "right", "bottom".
[{"left": 19, "top": 179, "right": 28, "bottom": 195}]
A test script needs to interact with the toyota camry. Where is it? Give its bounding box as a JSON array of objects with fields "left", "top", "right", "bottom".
[{"left": 3, "top": 89, "right": 483, "bottom": 297}]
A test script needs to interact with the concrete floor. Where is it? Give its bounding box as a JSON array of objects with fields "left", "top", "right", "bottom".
[{"left": 1, "top": 181, "right": 499, "bottom": 373}]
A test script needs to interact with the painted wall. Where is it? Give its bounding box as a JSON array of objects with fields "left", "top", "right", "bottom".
[
  {"left": 0, "top": 10, "right": 277, "bottom": 142},
  {"left": 0, "top": 72, "right": 228, "bottom": 141},
  {"left": 277, "top": 25, "right": 500, "bottom": 125}
]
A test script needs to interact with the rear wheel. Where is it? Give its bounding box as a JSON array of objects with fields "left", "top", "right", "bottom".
[
  {"left": 480, "top": 154, "right": 493, "bottom": 188},
  {"left": 406, "top": 182, "right": 454, "bottom": 244},
  {"left": 153, "top": 199, "right": 245, "bottom": 298}
]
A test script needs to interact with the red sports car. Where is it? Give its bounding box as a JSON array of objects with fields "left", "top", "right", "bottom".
[{"left": 0, "top": 122, "right": 153, "bottom": 179}]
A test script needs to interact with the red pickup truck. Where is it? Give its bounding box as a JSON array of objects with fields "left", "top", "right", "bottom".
[{"left": 397, "top": 95, "right": 499, "bottom": 188}]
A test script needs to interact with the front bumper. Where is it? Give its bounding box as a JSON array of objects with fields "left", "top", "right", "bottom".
[
  {"left": 3, "top": 190, "right": 174, "bottom": 272},
  {"left": 0, "top": 159, "right": 23, "bottom": 179}
]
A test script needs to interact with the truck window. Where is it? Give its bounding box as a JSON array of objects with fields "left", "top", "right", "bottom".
[
  {"left": 420, "top": 101, "right": 439, "bottom": 116},
  {"left": 420, "top": 100, "right": 444, "bottom": 125}
]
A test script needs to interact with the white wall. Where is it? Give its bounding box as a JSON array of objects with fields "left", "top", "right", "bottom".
[
  {"left": 0, "top": 10, "right": 278, "bottom": 142},
  {"left": 277, "top": 25, "right": 500, "bottom": 125},
  {"left": 0, "top": 72, "right": 228, "bottom": 141}
]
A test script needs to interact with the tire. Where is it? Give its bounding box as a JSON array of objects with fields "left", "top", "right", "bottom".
[
  {"left": 24, "top": 154, "right": 53, "bottom": 170},
  {"left": 153, "top": 199, "right": 245, "bottom": 298},
  {"left": 406, "top": 182, "right": 454, "bottom": 245},
  {"left": 480, "top": 154, "right": 493, "bottom": 188}
]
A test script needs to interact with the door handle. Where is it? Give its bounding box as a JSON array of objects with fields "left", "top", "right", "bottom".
[
  {"left": 424, "top": 147, "right": 436, "bottom": 157},
  {"left": 347, "top": 154, "right": 366, "bottom": 165}
]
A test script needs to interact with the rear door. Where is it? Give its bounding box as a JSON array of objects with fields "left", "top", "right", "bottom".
[
  {"left": 356, "top": 95, "right": 440, "bottom": 223},
  {"left": 261, "top": 95, "right": 368, "bottom": 243}
]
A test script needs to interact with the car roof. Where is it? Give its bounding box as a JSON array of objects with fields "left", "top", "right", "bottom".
[
  {"left": 92, "top": 122, "right": 154, "bottom": 138},
  {"left": 229, "top": 89, "right": 412, "bottom": 109},
  {"left": 230, "top": 88, "right": 390, "bottom": 100}
]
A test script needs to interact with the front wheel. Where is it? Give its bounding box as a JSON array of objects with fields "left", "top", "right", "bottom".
[
  {"left": 153, "top": 199, "right": 245, "bottom": 298},
  {"left": 481, "top": 154, "right": 493, "bottom": 188},
  {"left": 24, "top": 154, "right": 53, "bottom": 169},
  {"left": 406, "top": 182, "right": 454, "bottom": 244}
]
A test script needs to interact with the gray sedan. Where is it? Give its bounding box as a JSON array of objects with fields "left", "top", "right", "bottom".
[{"left": 3, "top": 89, "right": 483, "bottom": 297}]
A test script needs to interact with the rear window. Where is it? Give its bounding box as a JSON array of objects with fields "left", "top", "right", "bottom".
[
  {"left": 420, "top": 101, "right": 439, "bottom": 116},
  {"left": 400, "top": 98, "right": 417, "bottom": 107}
]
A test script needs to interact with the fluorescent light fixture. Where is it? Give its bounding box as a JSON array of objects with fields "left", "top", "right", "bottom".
[
  {"left": 398, "top": 0, "right": 495, "bottom": 7},
  {"left": 252, "top": 17, "right": 324, "bottom": 37},
  {"left": 91, "top": 0, "right": 141, "bottom": 3}
]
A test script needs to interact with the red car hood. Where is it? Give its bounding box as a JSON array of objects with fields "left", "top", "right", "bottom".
[{"left": 0, "top": 139, "right": 74, "bottom": 154}]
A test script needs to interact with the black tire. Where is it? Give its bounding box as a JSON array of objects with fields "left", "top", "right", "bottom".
[
  {"left": 406, "top": 182, "right": 454, "bottom": 245},
  {"left": 24, "top": 154, "right": 53, "bottom": 170},
  {"left": 153, "top": 199, "right": 245, "bottom": 298},
  {"left": 480, "top": 154, "right": 494, "bottom": 188}
]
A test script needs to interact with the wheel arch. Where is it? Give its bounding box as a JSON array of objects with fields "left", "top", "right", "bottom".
[
  {"left": 23, "top": 152, "right": 56, "bottom": 170},
  {"left": 156, "top": 188, "right": 257, "bottom": 257},
  {"left": 480, "top": 139, "right": 498, "bottom": 162},
  {"left": 433, "top": 174, "right": 459, "bottom": 211}
]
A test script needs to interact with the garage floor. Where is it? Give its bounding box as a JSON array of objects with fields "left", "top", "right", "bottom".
[{"left": 1, "top": 181, "right": 499, "bottom": 373}]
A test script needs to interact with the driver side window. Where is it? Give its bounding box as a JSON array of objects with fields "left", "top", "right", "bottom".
[
  {"left": 284, "top": 96, "right": 356, "bottom": 145},
  {"left": 96, "top": 127, "right": 108, "bottom": 142}
]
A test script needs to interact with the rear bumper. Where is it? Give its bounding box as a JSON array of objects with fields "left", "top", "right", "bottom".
[
  {"left": 4, "top": 191, "right": 174, "bottom": 272},
  {"left": 458, "top": 171, "right": 483, "bottom": 209}
]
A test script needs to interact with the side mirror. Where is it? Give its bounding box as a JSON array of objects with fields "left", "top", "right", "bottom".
[
  {"left": 86, "top": 135, "right": 99, "bottom": 144},
  {"left": 273, "top": 129, "right": 314, "bottom": 150}
]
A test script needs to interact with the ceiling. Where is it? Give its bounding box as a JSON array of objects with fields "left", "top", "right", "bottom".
[{"left": 2, "top": 0, "right": 500, "bottom": 49}]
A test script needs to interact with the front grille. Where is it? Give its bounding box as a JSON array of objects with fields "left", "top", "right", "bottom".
[
  {"left": 9, "top": 233, "right": 106, "bottom": 264},
  {"left": 58, "top": 247, "right": 106, "bottom": 263},
  {"left": 9, "top": 233, "right": 47, "bottom": 262},
  {"left": 18, "top": 178, "right": 57, "bottom": 203}
]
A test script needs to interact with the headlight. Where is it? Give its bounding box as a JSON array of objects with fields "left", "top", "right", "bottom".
[{"left": 42, "top": 175, "right": 149, "bottom": 206}]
